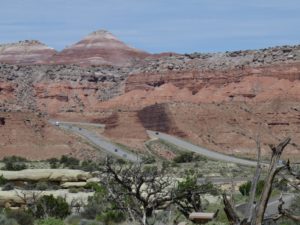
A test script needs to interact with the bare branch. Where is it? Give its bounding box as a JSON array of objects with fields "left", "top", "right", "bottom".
[
  {"left": 278, "top": 196, "right": 300, "bottom": 222},
  {"left": 248, "top": 134, "right": 262, "bottom": 222},
  {"left": 222, "top": 193, "right": 241, "bottom": 225}
]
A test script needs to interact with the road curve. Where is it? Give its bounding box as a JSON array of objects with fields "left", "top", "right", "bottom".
[
  {"left": 197, "top": 177, "right": 258, "bottom": 185},
  {"left": 49, "top": 120, "right": 140, "bottom": 162},
  {"left": 147, "top": 130, "right": 258, "bottom": 166},
  {"left": 236, "top": 194, "right": 294, "bottom": 218}
]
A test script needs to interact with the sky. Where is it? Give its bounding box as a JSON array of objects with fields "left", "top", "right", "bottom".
[{"left": 0, "top": 0, "right": 300, "bottom": 53}]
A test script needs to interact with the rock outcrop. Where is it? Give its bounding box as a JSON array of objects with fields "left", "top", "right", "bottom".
[{"left": 0, "top": 169, "right": 92, "bottom": 182}]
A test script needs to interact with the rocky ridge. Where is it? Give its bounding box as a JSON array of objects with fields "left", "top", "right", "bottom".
[
  {"left": 0, "top": 33, "right": 300, "bottom": 160},
  {"left": 132, "top": 45, "right": 300, "bottom": 72},
  {"left": 0, "top": 64, "right": 127, "bottom": 113}
]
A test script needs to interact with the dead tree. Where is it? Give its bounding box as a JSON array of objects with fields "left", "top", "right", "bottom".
[
  {"left": 102, "top": 158, "right": 218, "bottom": 225},
  {"left": 102, "top": 157, "right": 175, "bottom": 225},
  {"left": 173, "top": 178, "right": 219, "bottom": 219},
  {"left": 223, "top": 137, "right": 299, "bottom": 225}
]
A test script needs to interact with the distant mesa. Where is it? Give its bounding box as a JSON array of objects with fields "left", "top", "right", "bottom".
[
  {"left": 0, "top": 40, "right": 57, "bottom": 65},
  {"left": 51, "top": 30, "right": 150, "bottom": 66},
  {"left": 0, "top": 30, "right": 150, "bottom": 66}
]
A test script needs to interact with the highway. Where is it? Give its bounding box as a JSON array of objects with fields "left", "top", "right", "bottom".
[
  {"left": 264, "top": 194, "right": 294, "bottom": 217},
  {"left": 236, "top": 194, "right": 294, "bottom": 218},
  {"left": 50, "top": 122, "right": 259, "bottom": 166},
  {"left": 147, "top": 130, "right": 258, "bottom": 166},
  {"left": 49, "top": 120, "right": 140, "bottom": 162},
  {"left": 51, "top": 121, "right": 105, "bottom": 128},
  {"left": 198, "top": 177, "right": 255, "bottom": 185},
  {"left": 49, "top": 123, "right": 294, "bottom": 218}
]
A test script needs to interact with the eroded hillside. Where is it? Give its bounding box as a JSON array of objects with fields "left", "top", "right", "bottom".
[{"left": 0, "top": 31, "right": 299, "bottom": 160}]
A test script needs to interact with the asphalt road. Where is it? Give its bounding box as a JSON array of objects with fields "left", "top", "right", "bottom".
[
  {"left": 264, "top": 194, "right": 294, "bottom": 217},
  {"left": 147, "top": 130, "right": 258, "bottom": 166},
  {"left": 197, "top": 177, "right": 255, "bottom": 185},
  {"left": 236, "top": 194, "right": 294, "bottom": 218},
  {"left": 52, "top": 121, "right": 105, "bottom": 128},
  {"left": 49, "top": 120, "right": 140, "bottom": 162}
]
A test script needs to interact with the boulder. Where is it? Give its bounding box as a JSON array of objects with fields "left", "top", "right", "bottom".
[
  {"left": 87, "top": 177, "right": 101, "bottom": 183},
  {"left": 61, "top": 182, "right": 87, "bottom": 188}
]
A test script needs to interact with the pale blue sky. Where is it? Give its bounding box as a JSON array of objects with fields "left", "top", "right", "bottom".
[{"left": 0, "top": 0, "right": 299, "bottom": 53}]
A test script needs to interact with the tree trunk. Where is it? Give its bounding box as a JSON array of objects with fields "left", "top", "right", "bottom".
[
  {"left": 253, "top": 138, "right": 290, "bottom": 225},
  {"left": 248, "top": 135, "right": 262, "bottom": 222}
]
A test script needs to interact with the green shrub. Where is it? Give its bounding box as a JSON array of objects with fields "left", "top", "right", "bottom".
[
  {"left": 78, "top": 187, "right": 85, "bottom": 192},
  {"left": 68, "top": 187, "right": 79, "bottom": 193},
  {"left": 80, "top": 160, "right": 99, "bottom": 172},
  {"left": 239, "top": 180, "right": 265, "bottom": 196},
  {"left": 6, "top": 210, "right": 34, "bottom": 225},
  {"left": 60, "top": 155, "right": 79, "bottom": 168},
  {"left": 161, "top": 160, "right": 171, "bottom": 169},
  {"left": 173, "top": 152, "right": 207, "bottom": 163},
  {"left": 2, "top": 183, "right": 14, "bottom": 191},
  {"left": 36, "top": 182, "right": 49, "bottom": 191},
  {"left": 85, "top": 183, "right": 105, "bottom": 193},
  {"left": 239, "top": 181, "right": 251, "bottom": 196},
  {"left": 173, "top": 152, "right": 195, "bottom": 163},
  {"left": 275, "top": 179, "right": 288, "bottom": 191},
  {"left": 34, "top": 195, "right": 70, "bottom": 219},
  {"left": 81, "top": 189, "right": 109, "bottom": 220},
  {"left": 115, "top": 158, "right": 126, "bottom": 165},
  {"left": 256, "top": 180, "right": 265, "bottom": 196},
  {"left": 96, "top": 210, "right": 125, "bottom": 225},
  {"left": 36, "top": 217, "right": 64, "bottom": 225},
  {"left": 0, "top": 214, "right": 19, "bottom": 225},
  {"left": 0, "top": 175, "right": 8, "bottom": 186},
  {"left": 3, "top": 156, "right": 27, "bottom": 162},
  {"left": 82, "top": 181, "right": 126, "bottom": 223},
  {"left": 47, "top": 158, "right": 60, "bottom": 169},
  {"left": 2, "top": 156, "right": 27, "bottom": 171}
]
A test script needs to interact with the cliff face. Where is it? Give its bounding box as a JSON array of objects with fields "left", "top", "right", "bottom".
[
  {"left": 0, "top": 32, "right": 300, "bottom": 160},
  {"left": 0, "top": 64, "right": 127, "bottom": 113},
  {"left": 126, "top": 45, "right": 300, "bottom": 92}
]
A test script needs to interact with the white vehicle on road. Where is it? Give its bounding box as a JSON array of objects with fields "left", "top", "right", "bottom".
[{"left": 55, "top": 121, "right": 60, "bottom": 126}]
